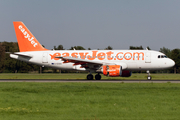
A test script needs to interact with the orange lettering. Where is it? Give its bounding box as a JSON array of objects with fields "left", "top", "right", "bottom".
[
  {"left": 79, "top": 52, "right": 88, "bottom": 59},
  {"left": 116, "top": 52, "right": 123, "bottom": 60},
  {"left": 62, "top": 53, "right": 70, "bottom": 57},
  {"left": 106, "top": 51, "right": 114, "bottom": 60},
  {"left": 133, "top": 52, "right": 144, "bottom": 60},
  {"left": 124, "top": 52, "right": 132, "bottom": 60},
  {"left": 87, "top": 51, "right": 98, "bottom": 60},
  {"left": 49, "top": 52, "right": 61, "bottom": 60},
  {"left": 71, "top": 52, "right": 78, "bottom": 58},
  {"left": 97, "top": 52, "right": 105, "bottom": 60}
]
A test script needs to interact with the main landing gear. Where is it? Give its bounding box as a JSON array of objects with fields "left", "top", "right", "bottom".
[
  {"left": 147, "top": 70, "right": 152, "bottom": 80},
  {"left": 87, "top": 73, "right": 101, "bottom": 80}
]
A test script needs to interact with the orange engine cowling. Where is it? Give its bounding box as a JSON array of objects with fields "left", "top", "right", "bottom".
[{"left": 102, "top": 65, "right": 122, "bottom": 77}]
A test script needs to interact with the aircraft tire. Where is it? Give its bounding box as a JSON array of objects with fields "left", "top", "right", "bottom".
[
  {"left": 95, "top": 74, "right": 101, "bottom": 80},
  {"left": 147, "top": 76, "right": 152, "bottom": 80},
  {"left": 87, "top": 74, "right": 93, "bottom": 80}
]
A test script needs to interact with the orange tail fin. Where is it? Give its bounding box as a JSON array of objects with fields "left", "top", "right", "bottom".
[{"left": 13, "top": 21, "right": 48, "bottom": 52}]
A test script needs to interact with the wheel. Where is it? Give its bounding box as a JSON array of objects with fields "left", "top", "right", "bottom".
[
  {"left": 147, "top": 76, "right": 152, "bottom": 80},
  {"left": 87, "top": 74, "right": 93, "bottom": 80},
  {"left": 95, "top": 74, "right": 101, "bottom": 80}
]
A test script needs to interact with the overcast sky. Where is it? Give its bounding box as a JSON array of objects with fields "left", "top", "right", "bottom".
[{"left": 0, "top": 0, "right": 180, "bottom": 50}]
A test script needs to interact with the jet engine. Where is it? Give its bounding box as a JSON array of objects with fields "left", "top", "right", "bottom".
[
  {"left": 101, "top": 65, "right": 122, "bottom": 77},
  {"left": 97, "top": 65, "right": 132, "bottom": 77}
]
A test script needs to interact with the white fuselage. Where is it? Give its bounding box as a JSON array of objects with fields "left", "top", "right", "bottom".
[{"left": 10, "top": 50, "right": 175, "bottom": 72}]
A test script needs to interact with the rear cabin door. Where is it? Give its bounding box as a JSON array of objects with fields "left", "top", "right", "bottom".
[
  {"left": 42, "top": 53, "right": 48, "bottom": 63},
  {"left": 145, "top": 52, "right": 151, "bottom": 63}
]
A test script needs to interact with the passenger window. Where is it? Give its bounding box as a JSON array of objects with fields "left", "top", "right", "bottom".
[{"left": 158, "top": 55, "right": 160, "bottom": 58}]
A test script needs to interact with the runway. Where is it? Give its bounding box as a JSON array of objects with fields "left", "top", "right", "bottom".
[{"left": 0, "top": 79, "right": 180, "bottom": 83}]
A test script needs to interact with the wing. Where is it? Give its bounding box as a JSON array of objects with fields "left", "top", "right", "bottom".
[
  {"left": 55, "top": 56, "right": 127, "bottom": 70},
  {"left": 56, "top": 56, "right": 103, "bottom": 69}
]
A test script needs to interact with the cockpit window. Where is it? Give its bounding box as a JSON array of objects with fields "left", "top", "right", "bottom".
[{"left": 158, "top": 55, "right": 167, "bottom": 58}]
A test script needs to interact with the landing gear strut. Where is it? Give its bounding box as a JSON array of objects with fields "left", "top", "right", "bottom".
[{"left": 147, "top": 70, "right": 152, "bottom": 80}]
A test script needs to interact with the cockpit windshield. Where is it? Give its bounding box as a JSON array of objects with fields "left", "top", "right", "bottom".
[{"left": 158, "top": 55, "right": 167, "bottom": 58}]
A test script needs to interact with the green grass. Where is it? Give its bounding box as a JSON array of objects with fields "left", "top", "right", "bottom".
[
  {"left": 0, "top": 82, "right": 180, "bottom": 120},
  {"left": 0, "top": 73, "right": 180, "bottom": 80}
]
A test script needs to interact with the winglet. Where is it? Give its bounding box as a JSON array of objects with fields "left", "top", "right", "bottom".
[{"left": 13, "top": 21, "right": 48, "bottom": 52}]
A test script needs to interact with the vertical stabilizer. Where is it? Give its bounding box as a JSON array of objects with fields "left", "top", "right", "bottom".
[{"left": 13, "top": 21, "right": 48, "bottom": 52}]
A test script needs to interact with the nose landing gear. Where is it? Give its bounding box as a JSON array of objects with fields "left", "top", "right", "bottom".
[{"left": 147, "top": 70, "right": 152, "bottom": 80}]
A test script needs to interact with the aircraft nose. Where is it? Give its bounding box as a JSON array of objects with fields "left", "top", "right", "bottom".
[
  {"left": 171, "top": 60, "right": 175, "bottom": 67},
  {"left": 169, "top": 59, "right": 175, "bottom": 67}
]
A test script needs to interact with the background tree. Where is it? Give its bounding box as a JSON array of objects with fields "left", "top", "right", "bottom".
[
  {"left": 0, "top": 43, "right": 5, "bottom": 72},
  {"left": 146, "top": 46, "right": 151, "bottom": 50},
  {"left": 171, "top": 49, "right": 180, "bottom": 73},
  {"left": 105, "top": 46, "right": 113, "bottom": 50},
  {"left": 1, "top": 42, "right": 40, "bottom": 73},
  {"left": 54, "top": 45, "right": 64, "bottom": 50},
  {"left": 129, "top": 46, "right": 143, "bottom": 50},
  {"left": 69, "top": 46, "right": 86, "bottom": 50},
  {"left": 160, "top": 47, "right": 171, "bottom": 58},
  {"left": 2, "top": 42, "right": 19, "bottom": 52}
]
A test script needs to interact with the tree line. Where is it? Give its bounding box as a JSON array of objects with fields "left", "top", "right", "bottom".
[{"left": 0, "top": 42, "right": 179, "bottom": 73}]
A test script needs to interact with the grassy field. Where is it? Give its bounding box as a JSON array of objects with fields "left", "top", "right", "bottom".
[
  {"left": 0, "top": 73, "right": 179, "bottom": 80},
  {"left": 0, "top": 82, "right": 180, "bottom": 120}
]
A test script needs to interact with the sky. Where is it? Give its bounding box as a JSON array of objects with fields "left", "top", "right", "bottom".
[{"left": 0, "top": 0, "right": 180, "bottom": 50}]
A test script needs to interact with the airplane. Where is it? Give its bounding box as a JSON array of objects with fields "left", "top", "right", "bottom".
[{"left": 10, "top": 21, "right": 175, "bottom": 80}]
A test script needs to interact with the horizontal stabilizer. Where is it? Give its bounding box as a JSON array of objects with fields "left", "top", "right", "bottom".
[{"left": 10, "top": 52, "right": 33, "bottom": 58}]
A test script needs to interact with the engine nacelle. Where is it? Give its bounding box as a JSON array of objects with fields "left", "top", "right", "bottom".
[
  {"left": 101, "top": 65, "right": 122, "bottom": 77},
  {"left": 98, "top": 65, "right": 132, "bottom": 77},
  {"left": 121, "top": 70, "right": 132, "bottom": 77}
]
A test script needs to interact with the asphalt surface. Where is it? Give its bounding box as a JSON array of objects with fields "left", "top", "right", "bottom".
[{"left": 0, "top": 79, "right": 180, "bottom": 83}]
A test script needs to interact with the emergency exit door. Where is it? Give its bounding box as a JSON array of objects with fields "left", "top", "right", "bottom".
[{"left": 42, "top": 53, "right": 48, "bottom": 63}]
